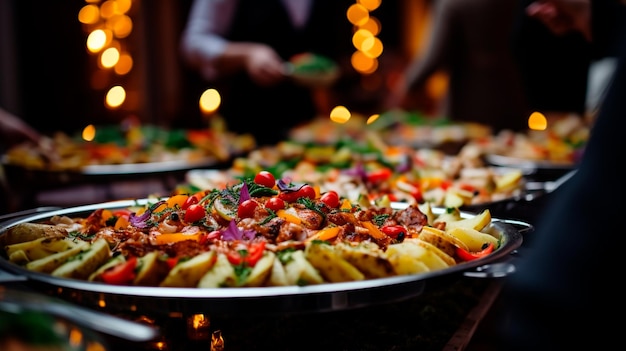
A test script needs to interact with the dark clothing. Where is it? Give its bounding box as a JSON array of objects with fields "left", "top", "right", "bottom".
[
  {"left": 406, "top": 0, "right": 531, "bottom": 133},
  {"left": 513, "top": 0, "right": 593, "bottom": 114},
  {"left": 217, "top": 0, "right": 354, "bottom": 146},
  {"left": 495, "top": 1, "right": 626, "bottom": 349}
]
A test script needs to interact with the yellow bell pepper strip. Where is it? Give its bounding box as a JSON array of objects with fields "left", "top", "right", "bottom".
[
  {"left": 361, "top": 221, "right": 387, "bottom": 240},
  {"left": 455, "top": 242, "right": 495, "bottom": 262},
  {"left": 154, "top": 233, "right": 202, "bottom": 245},
  {"left": 276, "top": 209, "right": 302, "bottom": 224},
  {"left": 313, "top": 226, "right": 341, "bottom": 241}
]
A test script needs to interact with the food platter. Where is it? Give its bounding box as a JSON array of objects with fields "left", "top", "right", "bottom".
[
  {"left": 0, "top": 200, "right": 524, "bottom": 317},
  {"left": 484, "top": 153, "right": 577, "bottom": 172}
]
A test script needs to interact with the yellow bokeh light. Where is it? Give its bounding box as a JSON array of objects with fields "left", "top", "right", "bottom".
[
  {"left": 528, "top": 111, "right": 548, "bottom": 130},
  {"left": 114, "top": 53, "right": 133, "bottom": 75},
  {"left": 101, "top": 47, "right": 120, "bottom": 68},
  {"left": 361, "top": 36, "right": 384, "bottom": 58},
  {"left": 78, "top": 5, "right": 100, "bottom": 25},
  {"left": 347, "top": 4, "right": 370, "bottom": 26},
  {"left": 199, "top": 89, "right": 221, "bottom": 114},
  {"left": 82, "top": 124, "right": 96, "bottom": 142},
  {"left": 108, "top": 14, "right": 133, "bottom": 39},
  {"left": 367, "top": 114, "right": 380, "bottom": 125},
  {"left": 352, "top": 29, "right": 373, "bottom": 50},
  {"left": 351, "top": 51, "right": 378, "bottom": 74},
  {"left": 358, "top": 0, "right": 382, "bottom": 11},
  {"left": 100, "top": 0, "right": 120, "bottom": 19},
  {"left": 106, "top": 85, "right": 126, "bottom": 109},
  {"left": 330, "top": 106, "right": 351, "bottom": 124},
  {"left": 86, "top": 29, "right": 108, "bottom": 53},
  {"left": 116, "top": 0, "right": 132, "bottom": 14},
  {"left": 359, "top": 17, "right": 380, "bottom": 36}
]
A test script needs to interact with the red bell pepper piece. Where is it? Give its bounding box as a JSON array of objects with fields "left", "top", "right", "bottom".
[{"left": 455, "top": 243, "right": 495, "bottom": 261}]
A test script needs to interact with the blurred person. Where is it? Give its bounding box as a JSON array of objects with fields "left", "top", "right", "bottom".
[
  {"left": 489, "top": 0, "right": 626, "bottom": 350},
  {"left": 0, "top": 107, "right": 41, "bottom": 152},
  {"left": 179, "top": 0, "right": 354, "bottom": 146},
  {"left": 512, "top": 0, "right": 621, "bottom": 116},
  {"left": 384, "top": 0, "right": 531, "bottom": 133}
]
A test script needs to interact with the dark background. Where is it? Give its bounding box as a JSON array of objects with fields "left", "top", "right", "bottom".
[{"left": 0, "top": 0, "right": 403, "bottom": 136}]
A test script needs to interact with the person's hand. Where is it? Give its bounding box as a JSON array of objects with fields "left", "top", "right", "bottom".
[
  {"left": 0, "top": 108, "right": 41, "bottom": 147},
  {"left": 244, "top": 43, "right": 288, "bottom": 87},
  {"left": 526, "top": 0, "right": 591, "bottom": 41}
]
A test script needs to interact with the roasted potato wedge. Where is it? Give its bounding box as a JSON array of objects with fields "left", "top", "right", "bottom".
[
  {"left": 5, "top": 237, "right": 80, "bottom": 264},
  {"left": 51, "top": 238, "right": 112, "bottom": 279},
  {"left": 1, "top": 223, "right": 67, "bottom": 246},
  {"left": 267, "top": 254, "right": 289, "bottom": 286},
  {"left": 334, "top": 242, "right": 395, "bottom": 279},
  {"left": 25, "top": 241, "right": 90, "bottom": 273},
  {"left": 198, "top": 252, "right": 236, "bottom": 288},
  {"left": 243, "top": 251, "right": 275, "bottom": 287},
  {"left": 386, "top": 243, "right": 431, "bottom": 275},
  {"left": 305, "top": 242, "right": 364, "bottom": 282},
  {"left": 446, "top": 209, "right": 491, "bottom": 232},
  {"left": 160, "top": 251, "right": 216, "bottom": 287},
  {"left": 134, "top": 251, "right": 170, "bottom": 286},
  {"left": 284, "top": 249, "right": 324, "bottom": 285},
  {"left": 447, "top": 226, "right": 499, "bottom": 252}
]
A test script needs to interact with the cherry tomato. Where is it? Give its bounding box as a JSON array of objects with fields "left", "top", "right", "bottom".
[
  {"left": 366, "top": 168, "right": 392, "bottom": 183},
  {"left": 320, "top": 191, "right": 340, "bottom": 208},
  {"left": 184, "top": 204, "right": 206, "bottom": 223},
  {"left": 297, "top": 184, "right": 316, "bottom": 200},
  {"left": 101, "top": 256, "right": 137, "bottom": 285},
  {"left": 265, "top": 197, "right": 285, "bottom": 211},
  {"left": 182, "top": 194, "right": 199, "bottom": 210},
  {"left": 238, "top": 199, "right": 258, "bottom": 218},
  {"left": 278, "top": 191, "right": 300, "bottom": 203},
  {"left": 254, "top": 171, "right": 276, "bottom": 188},
  {"left": 381, "top": 225, "right": 406, "bottom": 239}
]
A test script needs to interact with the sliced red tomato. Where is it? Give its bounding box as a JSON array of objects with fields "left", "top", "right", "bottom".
[
  {"left": 226, "top": 250, "right": 243, "bottom": 265},
  {"left": 226, "top": 241, "right": 266, "bottom": 267},
  {"left": 165, "top": 257, "right": 179, "bottom": 270},
  {"left": 245, "top": 241, "right": 266, "bottom": 267},
  {"left": 101, "top": 256, "right": 137, "bottom": 285}
]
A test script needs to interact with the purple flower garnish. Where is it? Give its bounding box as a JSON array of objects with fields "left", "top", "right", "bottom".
[
  {"left": 239, "top": 182, "right": 251, "bottom": 204},
  {"left": 277, "top": 177, "right": 305, "bottom": 193},
  {"left": 129, "top": 200, "right": 166, "bottom": 228},
  {"left": 341, "top": 162, "right": 368, "bottom": 183},
  {"left": 221, "top": 220, "right": 256, "bottom": 241}
]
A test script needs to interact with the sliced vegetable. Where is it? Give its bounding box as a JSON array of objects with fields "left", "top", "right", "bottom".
[{"left": 455, "top": 242, "right": 495, "bottom": 261}]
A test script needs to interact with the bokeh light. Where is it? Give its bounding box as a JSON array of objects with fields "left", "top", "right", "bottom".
[
  {"left": 200, "top": 89, "right": 221, "bottom": 114},
  {"left": 330, "top": 106, "right": 351, "bottom": 124},
  {"left": 528, "top": 111, "right": 548, "bottom": 130},
  {"left": 105, "top": 85, "right": 126, "bottom": 109}
]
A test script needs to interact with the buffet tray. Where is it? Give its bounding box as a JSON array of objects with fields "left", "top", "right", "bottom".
[{"left": 0, "top": 200, "right": 525, "bottom": 318}]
